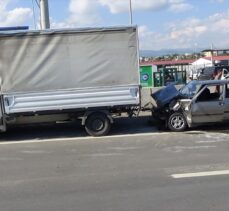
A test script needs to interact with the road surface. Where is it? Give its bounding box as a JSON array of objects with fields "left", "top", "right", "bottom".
[{"left": 0, "top": 117, "right": 229, "bottom": 211}]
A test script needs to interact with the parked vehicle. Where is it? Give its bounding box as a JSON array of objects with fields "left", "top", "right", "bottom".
[
  {"left": 197, "top": 66, "right": 229, "bottom": 80},
  {"left": 152, "top": 80, "right": 229, "bottom": 131},
  {"left": 0, "top": 26, "right": 139, "bottom": 136}
]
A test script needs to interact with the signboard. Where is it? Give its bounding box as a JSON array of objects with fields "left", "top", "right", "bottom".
[{"left": 139, "top": 65, "right": 153, "bottom": 87}]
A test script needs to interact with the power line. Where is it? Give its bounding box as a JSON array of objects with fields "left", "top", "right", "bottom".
[
  {"left": 32, "top": 0, "right": 37, "bottom": 29},
  {"left": 35, "top": 0, "right": 40, "bottom": 8}
]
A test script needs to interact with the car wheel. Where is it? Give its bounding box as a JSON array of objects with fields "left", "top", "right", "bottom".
[
  {"left": 85, "top": 112, "right": 111, "bottom": 136},
  {"left": 168, "top": 112, "right": 187, "bottom": 132}
]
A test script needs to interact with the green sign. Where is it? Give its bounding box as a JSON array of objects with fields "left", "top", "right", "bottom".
[{"left": 139, "top": 66, "right": 153, "bottom": 87}]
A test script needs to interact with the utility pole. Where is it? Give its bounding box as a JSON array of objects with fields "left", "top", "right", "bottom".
[
  {"left": 40, "top": 0, "right": 50, "bottom": 29},
  {"left": 211, "top": 43, "right": 214, "bottom": 65},
  {"left": 129, "top": 0, "right": 133, "bottom": 25}
]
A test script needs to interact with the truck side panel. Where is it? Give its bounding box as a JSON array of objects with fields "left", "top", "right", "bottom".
[{"left": 4, "top": 85, "right": 139, "bottom": 114}]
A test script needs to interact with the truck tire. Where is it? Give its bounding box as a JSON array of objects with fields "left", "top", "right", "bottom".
[
  {"left": 168, "top": 112, "right": 187, "bottom": 132},
  {"left": 85, "top": 112, "right": 111, "bottom": 136}
]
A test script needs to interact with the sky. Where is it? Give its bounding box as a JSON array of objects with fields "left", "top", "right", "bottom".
[{"left": 0, "top": 0, "right": 229, "bottom": 51}]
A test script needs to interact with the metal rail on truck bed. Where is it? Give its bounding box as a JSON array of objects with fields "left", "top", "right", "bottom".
[{"left": 4, "top": 85, "right": 140, "bottom": 114}]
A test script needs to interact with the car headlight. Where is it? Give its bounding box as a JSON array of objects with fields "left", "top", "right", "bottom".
[{"left": 172, "top": 102, "right": 180, "bottom": 111}]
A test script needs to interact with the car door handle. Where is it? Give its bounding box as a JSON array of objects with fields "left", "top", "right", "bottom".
[{"left": 219, "top": 102, "right": 224, "bottom": 106}]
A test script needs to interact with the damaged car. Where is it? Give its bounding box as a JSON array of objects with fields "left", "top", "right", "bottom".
[{"left": 152, "top": 80, "right": 229, "bottom": 132}]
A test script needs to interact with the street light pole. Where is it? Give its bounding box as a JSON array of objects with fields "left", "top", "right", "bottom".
[
  {"left": 40, "top": 0, "right": 50, "bottom": 29},
  {"left": 129, "top": 0, "right": 133, "bottom": 25}
]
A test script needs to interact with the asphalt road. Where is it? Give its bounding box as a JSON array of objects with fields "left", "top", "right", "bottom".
[{"left": 0, "top": 117, "right": 229, "bottom": 211}]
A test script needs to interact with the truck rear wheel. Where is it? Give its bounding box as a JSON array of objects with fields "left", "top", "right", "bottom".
[{"left": 85, "top": 112, "right": 111, "bottom": 136}]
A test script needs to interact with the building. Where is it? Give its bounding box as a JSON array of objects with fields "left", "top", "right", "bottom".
[
  {"left": 141, "top": 56, "right": 229, "bottom": 72},
  {"left": 140, "top": 59, "right": 195, "bottom": 73},
  {"left": 140, "top": 56, "right": 229, "bottom": 84},
  {"left": 202, "top": 49, "right": 229, "bottom": 57},
  {"left": 192, "top": 56, "right": 229, "bottom": 67}
]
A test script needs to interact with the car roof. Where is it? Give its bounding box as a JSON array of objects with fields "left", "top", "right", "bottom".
[{"left": 193, "top": 80, "right": 229, "bottom": 85}]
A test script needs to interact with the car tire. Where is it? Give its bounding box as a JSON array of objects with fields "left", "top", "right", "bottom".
[
  {"left": 168, "top": 112, "right": 187, "bottom": 132},
  {"left": 85, "top": 112, "right": 111, "bottom": 136}
]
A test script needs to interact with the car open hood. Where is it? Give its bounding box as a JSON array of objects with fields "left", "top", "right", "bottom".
[{"left": 151, "top": 84, "right": 180, "bottom": 108}]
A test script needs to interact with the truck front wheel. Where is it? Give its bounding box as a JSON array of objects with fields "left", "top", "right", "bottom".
[{"left": 85, "top": 112, "right": 111, "bottom": 136}]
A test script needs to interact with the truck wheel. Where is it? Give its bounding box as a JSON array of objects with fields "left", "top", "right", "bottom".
[
  {"left": 168, "top": 112, "right": 187, "bottom": 132},
  {"left": 85, "top": 112, "right": 111, "bottom": 136}
]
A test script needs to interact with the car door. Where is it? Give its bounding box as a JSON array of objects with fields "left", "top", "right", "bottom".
[
  {"left": 190, "top": 84, "right": 224, "bottom": 124},
  {"left": 0, "top": 96, "right": 6, "bottom": 132}
]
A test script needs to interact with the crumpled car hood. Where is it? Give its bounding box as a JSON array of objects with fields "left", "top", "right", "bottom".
[{"left": 151, "top": 84, "right": 181, "bottom": 108}]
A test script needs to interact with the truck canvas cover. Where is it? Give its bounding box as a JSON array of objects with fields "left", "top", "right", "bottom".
[{"left": 0, "top": 26, "right": 139, "bottom": 94}]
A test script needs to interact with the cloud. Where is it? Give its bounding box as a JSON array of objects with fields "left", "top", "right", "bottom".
[
  {"left": 51, "top": 0, "right": 100, "bottom": 28},
  {"left": 168, "top": 18, "right": 207, "bottom": 40},
  {"left": 168, "top": 0, "right": 193, "bottom": 12},
  {"left": 0, "top": 0, "right": 32, "bottom": 27},
  {"left": 138, "top": 10, "right": 229, "bottom": 50},
  {"left": 99, "top": 0, "right": 168, "bottom": 13},
  {"left": 209, "top": 0, "right": 224, "bottom": 3},
  {"left": 48, "top": 0, "right": 229, "bottom": 50},
  {"left": 99, "top": 0, "right": 193, "bottom": 13},
  {"left": 68, "top": 0, "right": 100, "bottom": 26},
  {"left": 51, "top": 0, "right": 171, "bottom": 27},
  {"left": 208, "top": 12, "right": 229, "bottom": 32},
  {"left": 138, "top": 25, "right": 176, "bottom": 50},
  {"left": 51, "top": 0, "right": 193, "bottom": 28}
]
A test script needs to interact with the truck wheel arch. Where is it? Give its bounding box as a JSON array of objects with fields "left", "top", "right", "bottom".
[
  {"left": 81, "top": 110, "right": 113, "bottom": 126},
  {"left": 82, "top": 111, "right": 113, "bottom": 136}
]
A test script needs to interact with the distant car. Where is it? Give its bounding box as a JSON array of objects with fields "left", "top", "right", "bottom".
[
  {"left": 197, "top": 66, "right": 229, "bottom": 80},
  {"left": 152, "top": 80, "right": 229, "bottom": 131}
]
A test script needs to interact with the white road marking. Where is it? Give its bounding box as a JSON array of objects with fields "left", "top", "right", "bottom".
[
  {"left": 171, "top": 170, "right": 229, "bottom": 179},
  {"left": 164, "top": 145, "right": 216, "bottom": 153},
  {"left": 174, "top": 146, "right": 216, "bottom": 150},
  {"left": 0, "top": 157, "right": 23, "bottom": 161},
  {"left": 109, "top": 147, "right": 141, "bottom": 151},
  {"left": 196, "top": 140, "right": 228, "bottom": 144},
  {"left": 84, "top": 153, "right": 124, "bottom": 157},
  {"left": 0, "top": 132, "right": 170, "bottom": 145},
  {"left": 21, "top": 150, "right": 52, "bottom": 154}
]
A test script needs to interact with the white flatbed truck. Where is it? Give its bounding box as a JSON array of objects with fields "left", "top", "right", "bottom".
[{"left": 0, "top": 26, "right": 140, "bottom": 136}]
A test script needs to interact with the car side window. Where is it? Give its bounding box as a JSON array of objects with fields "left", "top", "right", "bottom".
[{"left": 196, "top": 85, "right": 223, "bottom": 102}]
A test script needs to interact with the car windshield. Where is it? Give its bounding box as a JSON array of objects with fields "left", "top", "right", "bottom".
[{"left": 179, "top": 81, "right": 201, "bottom": 98}]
